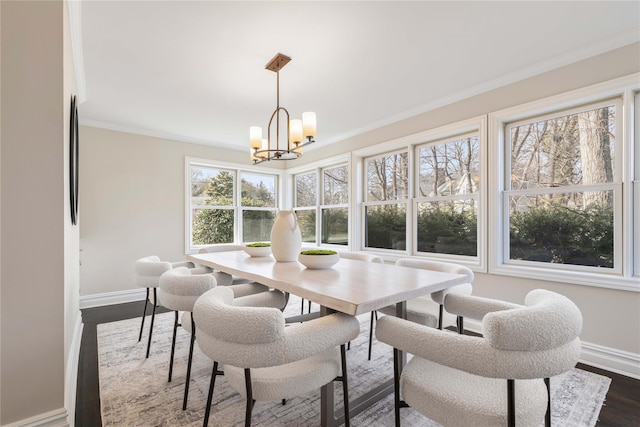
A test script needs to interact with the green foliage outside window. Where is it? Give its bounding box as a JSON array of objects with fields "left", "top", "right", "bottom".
[
  {"left": 192, "top": 171, "right": 274, "bottom": 245},
  {"left": 417, "top": 208, "right": 477, "bottom": 256},
  {"left": 510, "top": 204, "right": 613, "bottom": 268}
]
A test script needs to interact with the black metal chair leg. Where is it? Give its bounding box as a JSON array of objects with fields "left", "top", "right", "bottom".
[
  {"left": 545, "top": 377, "right": 551, "bottom": 427},
  {"left": 393, "top": 348, "right": 402, "bottom": 427},
  {"left": 203, "top": 361, "right": 219, "bottom": 427},
  {"left": 368, "top": 310, "right": 375, "bottom": 360},
  {"left": 340, "top": 344, "right": 351, "bottom": 427},
  {"left": 146, "top": 288, "right": 158, "bottom": 358},
  {"left": 138, "top": 288, "right": 149, "bottom": 341},
  {"left": 244, "top": 369, "right": 254, "bottom": 427},
  {"left": 182, "top": 315, "right": 196, "bottom": 410},
  {"left": 300, "top": 298, "right": 304, "bottom": 315},
  {"left": 168, "top": 310, "right": 179, "bottom": 382},
  {"left": 457, "top": 316, "right": 464, "bottom": 335},
  {"left": 307, "top": 300, "right": 312, "bottom": 313},
  {"left": 507, "top": 379, "right": 515, "bottom": 427},
  {"left": 438, "top": 304, "right": 444, "bottom": 330}
]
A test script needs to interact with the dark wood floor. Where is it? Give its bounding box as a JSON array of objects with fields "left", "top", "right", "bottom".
[{"left": 76, "top": 301, "right": 640, "bottom": 427}]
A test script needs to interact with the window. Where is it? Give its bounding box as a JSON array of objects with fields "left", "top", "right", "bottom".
[
  {"left": 364, "top": 151, "right": 409, "bottom": 250},
  {"left": 186, "top": 159, "right": 280, "bottom": 252},
  {"left": 321, "top": 165, "right": 349, "bottom": 245},
  {"left": 490, "top": 74, "right": 639, "bottom": 289},
  {"left": 504, "top": 100, "right": 620, "bottom": 270},
  {"left": 294, "top": 172, "right": 317, "bottom": 243},
  {"left": 293, "top": 162, "right": 349, "bottom": 247},
  {"left": 240, "top": 172, "right": 277, "bottom": 242},
  {"left": 415, "top": 135, "right": 480, "bottom": 257}
]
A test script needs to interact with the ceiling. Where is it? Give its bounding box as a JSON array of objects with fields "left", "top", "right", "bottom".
[{"left": 77, "top": 1, "right": 640, "bottom": 154}]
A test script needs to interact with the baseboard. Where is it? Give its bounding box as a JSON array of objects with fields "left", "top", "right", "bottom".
[
  {"left": 64, "top": 313, "right": 83, "bottom": 427},
  {"left": 461, "top": 318, "right": 639, "bottom": 379},
  {"left": 79, "top": 288, "right": 145, "bottom": 309},
  {"left": 580, "top": 341, "right": 640, "bottom": 380},
  {"left": 1, "top": 408, "right": 69, "bottom": 427}
]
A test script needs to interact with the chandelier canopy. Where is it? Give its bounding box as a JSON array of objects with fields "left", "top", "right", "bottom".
[{"left": 250, "top": 53, "right": 316, "bottom": 164}]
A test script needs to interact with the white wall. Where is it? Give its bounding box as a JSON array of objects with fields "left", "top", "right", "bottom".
[
  {"left": 1, "top": 1, "right": 79, "bottom": 425},
  {"left": 79, "top": 129, "right": 250, "bottom": 299},
  {"left": 79, "top": 43, "right": 640, "bottom": 377}
]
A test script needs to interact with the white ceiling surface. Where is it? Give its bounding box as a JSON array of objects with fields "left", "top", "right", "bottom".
[{"left": 79, "top": 1, "right": 640, "bottom": 153}]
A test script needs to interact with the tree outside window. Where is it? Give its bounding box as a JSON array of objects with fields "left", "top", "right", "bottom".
[
  {"left": 506, "top": 103, "right": 616, "bottom": 268},
  {"left": 416, "top": 136, "right": 479, "bottom": 256},
  {"left": 364, "top": 152, "right": 408, "bottom": 250}
]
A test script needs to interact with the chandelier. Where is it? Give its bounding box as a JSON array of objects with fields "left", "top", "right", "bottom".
[{"left": 250, "top": 53, "right": 316, "bottom": 164}]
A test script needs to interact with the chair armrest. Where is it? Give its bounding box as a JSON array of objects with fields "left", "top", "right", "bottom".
[
  {"left": 283, "top": 313, "right": 360, "bottom": 364},
  {"left": 444, "top": 293, "right": 521, "bottom": 321},
  {"left": 233, "top": 289, "right": 286, "bottom": 309},
  {"left": 171, "top": 261, "right": 195, "bottom": 269},
  {"left": 376, "top": 315, "right": 578, "bottom": 379},
  {"left": 376, "top": 315, "right": 486, "bottom": 372},
  {"left": 189, "top": 266, "right": 213, "bottom": 275}
]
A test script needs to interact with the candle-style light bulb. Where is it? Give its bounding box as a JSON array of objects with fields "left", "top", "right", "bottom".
[
  {"left": 250, "top": 126, "right": 263, "bottom": 149},
  {"left": 302, "top": 112, "right": 317, "bottom": 139}
]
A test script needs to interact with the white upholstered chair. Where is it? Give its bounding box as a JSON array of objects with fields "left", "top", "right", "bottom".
[
  {"left": 371, "top": 259, "right": 473, "bottom": 361},
  {"left": 376, "top": 289, "right": 583, "bottom": 427},
  {"left": 134, "top": 255, "right": 197, "bottom": 358},
  {"left": 158, "top": 267, "right": 286, "bottom": 410},
  {"left": 194, "top": 286, "right": 360, "bottom": 427}
]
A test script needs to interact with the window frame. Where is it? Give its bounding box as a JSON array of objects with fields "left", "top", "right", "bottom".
[
  {"left": 414, "top": 131, "right": 482, "bottom": 261},
  {"left": 488, "top": 74, "right": 639, "bottom": 291},
  {"left": 288, "top": 154, "right": 351, "bottom": 249},
  {"left": 362, "top": 148, "right": 411, "bottom": 253},
  {"left": 185, "top": 157, "right": 283, "bottom": 254},
  {"left": 353, "top": 116, "right": 487, "bottom": 269}
]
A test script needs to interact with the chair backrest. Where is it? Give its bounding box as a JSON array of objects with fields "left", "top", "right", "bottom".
[
  {"left": 194, "top": 287, "right": 287, "bottom": 367},
  {"left": 158, "top": 267, "right": 217, "bottom": 312},
  {"left": 198, "top": 244, "right": 244, "bottom": 254},
  {"left": 339, "top": 251, "right": 383, "bottom": 264},
  {"left": 483, "top": 289, "right": 583, "bottom": 352},
  {"left": 134, "top": 255, "right": 172, "bottom": 288},
  {"left": 395, "top": 258, "right": 473, "bottom": 303}
]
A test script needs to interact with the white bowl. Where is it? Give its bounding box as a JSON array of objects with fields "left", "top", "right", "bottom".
[
  {"left": 298, "top": 253, "right": 340, "bottom": 269},
  {"left": 243, "top": 245, "right": 272, "bottom": 257}
]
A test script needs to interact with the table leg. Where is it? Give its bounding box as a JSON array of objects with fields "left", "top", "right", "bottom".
[{"left": 319, "top": 301, "right": 407, "bottom": 427}]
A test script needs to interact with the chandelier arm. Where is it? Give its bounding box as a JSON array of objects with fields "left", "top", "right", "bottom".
[{"left": 267, "top": 106, "right": 290, "bottom": 153}]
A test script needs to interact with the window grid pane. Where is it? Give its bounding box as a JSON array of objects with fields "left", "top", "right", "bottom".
[
  {"left": 191, "top": 167, "right": 235, "bottom": 207},
  {"left": 416, "top": 200, "right": 477, "bottom": 256},
  {"left": 417, "top": 136, "right": 480, "bottom": 197},
  {"left": 323, "top": 165, "right": 349, "bottom": 205},
  {"left": 240, "top": 172, "right": 276, "bottom": 208},
  {"left": 366, "top": 152, "right": 409, "bottom": 201},
  {"left": 295, "top": 172, "right": 317, "bottom": 207},
  {"left": 508, "top": 190, "right": 614, "bottom": 268},
  {"left": 365, "top": 204, "right": 406, "bottom": 250}
]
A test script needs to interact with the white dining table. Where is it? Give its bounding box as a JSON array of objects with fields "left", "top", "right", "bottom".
[{"left": 187, "top": 250, "right": 469, "bottom": 426}]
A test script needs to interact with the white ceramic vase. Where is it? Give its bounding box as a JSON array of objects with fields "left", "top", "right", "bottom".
[{"left": 270, "top": 210, "right": 302, "bottom": 262}]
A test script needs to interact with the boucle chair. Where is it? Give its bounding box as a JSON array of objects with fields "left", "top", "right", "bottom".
[
  {"left": 194, "top": 286, "right": 360, "bottom": 427},
  {"left": 134, "top": 255, "right": 197, "bottom": 358},
  {"left": 378, "top": 259, "right": 473, "bottom": 330},
  {"left": 339, "top": 251, "right": 384, "bottom": 360},
  {"left": 376, "top": 289, "right": 583, "bottom": 427},
  {"left": 158, "top": 267, "right": 286, "bottom": 411}
]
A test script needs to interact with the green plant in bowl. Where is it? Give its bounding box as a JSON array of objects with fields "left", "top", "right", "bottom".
[
  {"left": 244, "top": 242, "right": 272, "bottom": 257},
  {"left": 298, "top": 250, "right": 339, "bottom": 269},
  {"left": 300, "top": 249, "right": 337, "bottom": 255}
]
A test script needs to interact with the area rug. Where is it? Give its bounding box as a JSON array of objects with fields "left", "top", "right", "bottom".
[{"left": 98, "top": 297, "right": 611, "bottom": 426}]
